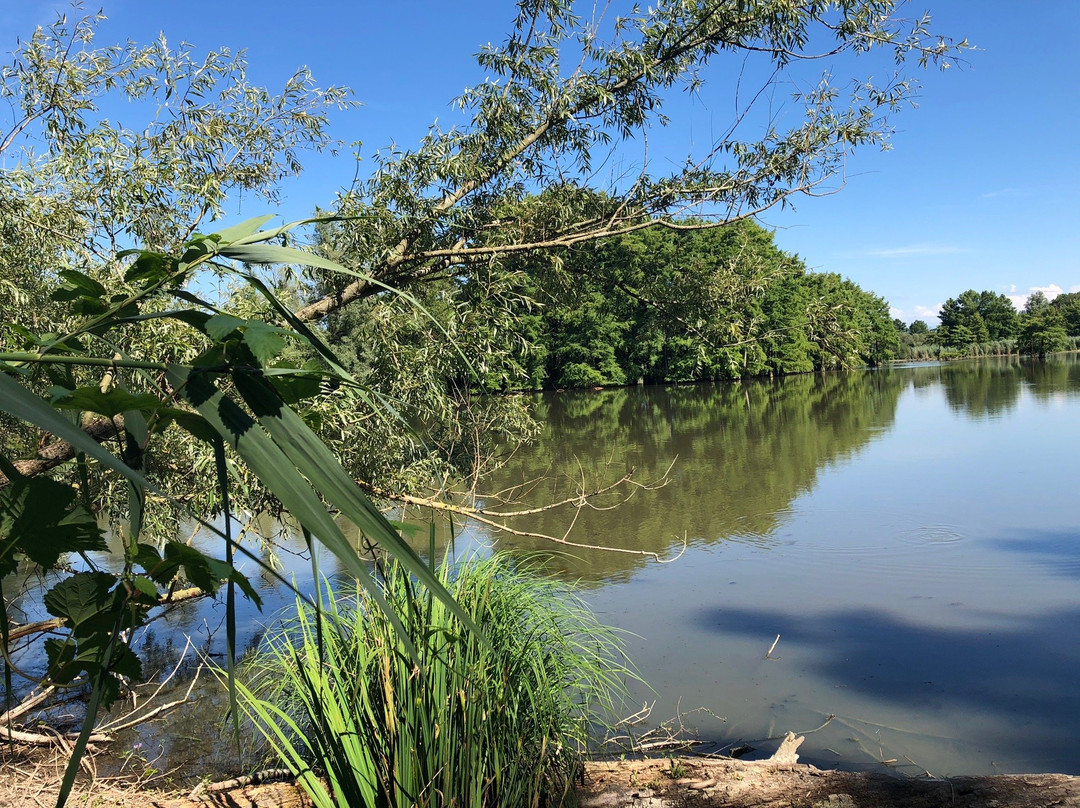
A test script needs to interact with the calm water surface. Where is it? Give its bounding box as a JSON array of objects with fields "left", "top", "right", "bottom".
[
  {"left": 465, "top": 356, "right": 1080, "bottom": 777},
  {"left": 11, "top": 357, "right": 1077, "bottom": 778}
]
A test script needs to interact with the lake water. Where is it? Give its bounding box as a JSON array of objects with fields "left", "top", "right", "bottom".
[
  {"left": 461, "top": 356, "right": 1080, "bottom": 777},
  {"left": 8, "top": 356, "right": 1078, "bottom": 778}
]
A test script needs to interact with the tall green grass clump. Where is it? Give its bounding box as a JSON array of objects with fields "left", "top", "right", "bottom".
[{"left": 234, "top": 554, "right": 635, "bottom": 808}]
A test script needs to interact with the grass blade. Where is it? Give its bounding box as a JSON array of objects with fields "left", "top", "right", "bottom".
[{"left": 230, "top": 370, "right": 479, "bottom": 636}]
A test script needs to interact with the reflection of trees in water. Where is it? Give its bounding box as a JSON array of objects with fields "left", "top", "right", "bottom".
[
  {"left": 906, "top": 354, "right": 1079, "bottom": 417},
  {"left": 477, "top": 369, "right": 907, "bottom": 583},
  {"left": 940, "top": 359, "right": 1023, "bottom": 418},
  {"left": 1025, "top": 355, "right": 1080, "bottom": 401}
]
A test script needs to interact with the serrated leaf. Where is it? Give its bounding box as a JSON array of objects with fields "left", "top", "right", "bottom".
[
  {"left": 267, "top": 369, "right": 323, "bottom": 404},
  {"left": 52, "top": 270, "right": 107, "bottom": 302},
  {"left": 51, "top": 386, "right": 162, "bottom": 419},
  {"left": 0, "top": 475, "right": 106, "bottom": 576},
  {"left": 160, "top": 541, "right": 261, "bottom": 607},
  {"left": 205, "top": 314, "right": 246, "bottom": 341},
  {"left": 123, "top": 251, "right": 171, "bottom": 284},
  {"left": 44, "top": 571, "right": 118, "bottom": 632},
  {"left": 131, "top": 575, "right": 159, "bottom": 599},
  {"left": 242, "top": 323, "right": 287, "bottom": 365}
]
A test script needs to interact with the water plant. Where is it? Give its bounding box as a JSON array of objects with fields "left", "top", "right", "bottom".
[{"left": 234, "top": 553, "right": 636, "bottom": 808}]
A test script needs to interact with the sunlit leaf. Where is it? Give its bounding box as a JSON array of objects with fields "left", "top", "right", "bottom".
[{"left": 206, "top": 314, "right": 246, "bottom": 341}]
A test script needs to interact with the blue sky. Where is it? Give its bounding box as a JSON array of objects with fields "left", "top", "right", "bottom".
[{"left": 5, "top": 1, "right": 1078, "bottom": 325}]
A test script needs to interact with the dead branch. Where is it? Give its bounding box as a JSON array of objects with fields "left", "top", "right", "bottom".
[
  {"left": 0, "top": 415, "right": 123, "bottom": 489},
  {"left": 0, "top": 686, "right": 56, "bottom": 725},
  {"left": 6, "top": 587, "right": 204, "bottom": 643}
]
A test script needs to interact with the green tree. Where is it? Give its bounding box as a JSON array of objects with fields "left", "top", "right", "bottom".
[
  {"left": 909, "top": 319, "right": 930, "bottom": 335},
  {"left": 1019, "top": 307, "right": 1069, "bottom": 359},
  {"left": 1050, "top": 291, "right": 1080, "bottom": 336},
  {"left": 937, "top": 289, "right": 1016, "bottom": 347},
  {"left": 1024, "top": 290, "right": 1050, "bottom": 315},
  {"left": 0, "top": 5, "right": 967, "bottom": 801}
]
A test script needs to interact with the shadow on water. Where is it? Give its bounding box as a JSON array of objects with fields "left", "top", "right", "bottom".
[
  {"left": 990, "top": 528, "right": 1080, "bottom": 581},
  {"left": 689, "top": 602, "right": 1080, "bottom": 774}
]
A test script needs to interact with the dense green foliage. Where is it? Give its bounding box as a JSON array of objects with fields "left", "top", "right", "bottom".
[
  {"left": 897, "top": 289, "right": 1080, "bottom": 360},
  {"left": 530, "top": 222, "right": 900, "bottom": 387},
  {"left": 237, "top": 555, "right": 633, "bottom": 808},
  {"left": 0, "top": 4, "right": 966, "bottom": 805},
  {"left": 324, "top": 219, "right": 900, "bottom": 393},
  {"left": 936, "top": 290, "right": 1020, "bottom": 347}
]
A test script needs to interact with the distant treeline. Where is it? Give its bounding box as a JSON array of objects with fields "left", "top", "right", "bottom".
[
  {"left": 895, "top": 289, "right": 1080, "bottom": 361},
  {"left": 491, "top": 220, "right": 898, "bottom": 390}
]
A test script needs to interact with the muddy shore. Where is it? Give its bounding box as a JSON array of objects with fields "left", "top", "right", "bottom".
[{"left": 3, "top": 735, "right": 1078, "bottom": 808}]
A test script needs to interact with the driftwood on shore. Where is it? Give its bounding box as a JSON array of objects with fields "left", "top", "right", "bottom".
[
  {"left": 140, "top": 734, "right": 1080, "bottom": 808},
  {"left": 3, "top": 733, "right": 1078, "bottom": 808}
]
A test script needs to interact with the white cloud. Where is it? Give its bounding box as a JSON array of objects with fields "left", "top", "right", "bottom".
[
  {"left": 913, "top": 304, "right": 942, "bottom": 320},
  {"left": 1007, "top": 283, "right": 1066, "bottom": 310},
  {"left": 889, "top": 306, "right": 905, "bottom": 320},
  {"left": 1071, "top": 285, "right": 1080, "bottom": 294},
  {"left": 862, "top": 244, "right": 968, "bottom": 258}
]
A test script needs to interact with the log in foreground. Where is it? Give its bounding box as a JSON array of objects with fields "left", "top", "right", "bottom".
[
  {"left": 4, "top": 734, "right": 1077, "bottom": 808},
  {"left": 147, "top": 734, "right": 1080, "bottom": 808}
]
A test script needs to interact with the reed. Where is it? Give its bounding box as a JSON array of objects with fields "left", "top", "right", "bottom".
[{"left": 234, "top": 553, "right": 635, "bottom": 808}]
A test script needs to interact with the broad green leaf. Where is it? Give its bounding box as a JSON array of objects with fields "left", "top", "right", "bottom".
[
  {"left": 43, "top": 571, "right": 120, "bottom": 635},
  {"left": 52, "top": 269, "right": 107, "bottom": 302},
  {"left": 206, "top": 314, "right": 246, "bottom": 341},
  {"left": 132, "top": 576, "right": 159, "bottom": 599},
  {"left": 0, "top": 472, "right": 107, "bottom": 576},
  {"left": 243, "top": 322, "right": 288, "bottom": 365},
  {"left": 123, "top": 251, "right": 172, "bottom": 284},
  {"left": 266, "top": 366, "right": 324, "bottom": 405},
  {"left": 51, "top": 386, "right": 163, "bottom": 419},
  {"left": 160, "top": 540, "right": 261, "bottom": 606}
]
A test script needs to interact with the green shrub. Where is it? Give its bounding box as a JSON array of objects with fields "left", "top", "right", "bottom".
[{"left": 235, "top": 554, "right": 636, "bottom": 808}]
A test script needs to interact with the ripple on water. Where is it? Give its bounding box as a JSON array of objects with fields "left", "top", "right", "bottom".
[{"left": 895, "top": 524, "right": 966, "bottom": 546}]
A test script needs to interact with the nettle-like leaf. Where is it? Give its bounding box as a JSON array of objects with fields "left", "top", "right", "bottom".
[
  {"left": 121, "top": 250, "right": 173, "bottom": 285},
  {"left": 265, "top": 364, "right": 324, "bottom": 405},
  {"left": 242, "top": 323, "right": 288, "bottom": 365},
  {"left": 204, "top": 314, "right": 293, "bottom": 365},
  {"left": 51, "top": 269, "right": 107, "bottom": 303},
  {"left": 44, "top": 572, "right": 125, "bottom": 637},
  {"left": 42, "top": 572, "right": 152, "bottom": 701},
  {"left": 0, "top": 471, "right": 107, "bottom": 577},
  {"left": 51, "top": 386, "right": 164, "bottom": 419},
  {"left": 205, "top": 314, "right": 247, "bottom": 341},
  {"left": 160, "top": 541, "right": 262, "bottom": 606}
]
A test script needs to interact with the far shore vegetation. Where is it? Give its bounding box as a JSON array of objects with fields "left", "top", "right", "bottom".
[{"left": 5, "top": 3, "right": 1061, "bottom": 808}]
